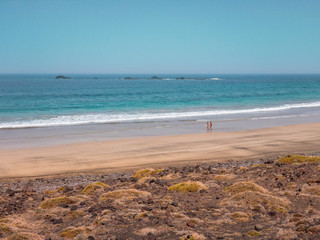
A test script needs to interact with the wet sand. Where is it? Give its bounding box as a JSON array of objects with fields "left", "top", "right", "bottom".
[{"left": 1, "top": 122, "right": 320, "bottom": 179}]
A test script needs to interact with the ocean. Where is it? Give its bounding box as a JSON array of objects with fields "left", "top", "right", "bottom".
[{"left": 1, "top": 74, "right": 320, "bottom": 147}]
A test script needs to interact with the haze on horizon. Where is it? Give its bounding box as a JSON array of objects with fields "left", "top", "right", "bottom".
[{"left": 0, "top": 0, "right": 319, "bottom": 74}]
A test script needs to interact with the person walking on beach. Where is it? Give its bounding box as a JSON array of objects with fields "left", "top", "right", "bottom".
[
  {"left": 207, "top": 122, "right": 209, "bottom": 132},
  {"left": 210, "top": 121, "right": 213, "bottom": 132}
]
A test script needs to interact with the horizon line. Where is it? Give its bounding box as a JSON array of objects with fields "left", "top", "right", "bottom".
[{"left": 1, "top": 72, "right": 320, "bottom": 75}]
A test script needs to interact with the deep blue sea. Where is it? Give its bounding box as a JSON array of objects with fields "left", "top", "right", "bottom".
[{"left": 0, "top": 74, "right": 320, "bottom": 129}]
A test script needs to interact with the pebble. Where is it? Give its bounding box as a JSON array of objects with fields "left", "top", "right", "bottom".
[
  {"left": 71, "top": 205, "right": 78, "bottom": 211},
  {"left": 171, "top": 201, "right": 178, "bottom": 207},
  {"left": 50, "top": 218, "right": 63, "bottom": 224},
  {"left": 254, "top": 225, "right": 263, "bottom": 231}
]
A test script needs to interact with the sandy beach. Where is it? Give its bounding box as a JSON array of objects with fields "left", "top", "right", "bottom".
[
  {"left": 2, "top": 2, "right": 320, "bottom": 238},
  {"left": 1, "top": 122, "right": 320, "bottom": 179}
]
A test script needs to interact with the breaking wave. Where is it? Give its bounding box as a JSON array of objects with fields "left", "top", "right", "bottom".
[{"left": 1, "top": 101, "right": 320, "bottom": 129}]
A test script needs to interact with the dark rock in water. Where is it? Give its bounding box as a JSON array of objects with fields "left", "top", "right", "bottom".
[
  {"left": 176, "top": 76, "right": 185, "bottom": 79},
  {"left": 151, "top": 76, "right": 161, "bottom": 79},
  {"left": 56, "top": 75, "right": 71, "bottom": 79},
  {"left": 93, "top": 77, "right": 98, "bottom": 79},
  {"left": 124, "top": 76, "right": 136, "bottom": 79}
]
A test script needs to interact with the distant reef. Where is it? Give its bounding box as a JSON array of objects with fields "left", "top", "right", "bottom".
[
  {"left": 121, "top": 76, "right": 220, "bottom": 80},
  {"left": 56, "top": 75, "right": 71, "bottom": 79},
  {"left": 122, "top": 76, "right": 162, "bottom": 80}
]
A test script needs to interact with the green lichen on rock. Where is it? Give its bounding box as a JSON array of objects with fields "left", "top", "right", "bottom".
[
  {"left": 223, "top": 191, "right": 290, "bottom": 212},
  {"left": 65, "top": 210, "right": 85, "bottom": 221},
  {"left": 247, "top": 230, "right": 262, "bottom": 237},
  {"left": 0, "top": 222, "right": 13, "bottom": 235},
  {"left": 60, "top": 228, "right": 82, "bottom": 238},
  {"left": 81, "top": 182, "right": 110, "bottom": 195},
  {"left": 275, "top": 207, "right": 288, "bottom": 214},
  {"left": 224, "top": 181, "right": 267, "bottom": 194},
  {"left": 43, "top": 186, "right": 67, "bottom": 197},
  {"left": 277, "top": 155, "right": 320, "bottom": 164},
  {"left": 232, "top": 211, "right": 250, "bottom": 222},
  {"left": 304, "top": 186, "right": 320, "bottom": 196},
  {"left": 132, "top": 168, "right": 163, "bottom": 179},
  {"left": 168, "top": 181, "right": 206, "bottom": 193},
  {"left": 0, "top": 218, "right": 9, "bottom": 223},
  {"left": 0, "top": 196, "right": 6, "bottom": 204},
  {"left": 214, "top": 174, "right": 235, "bottom": 181},
  {"left": 134, "top": 211, "right": 148, "bottom": 219},
  {"left": 40, "top": 196, "right": 76, "bottom": 209},
  {"left": 99, "top": 189, "right": 151, "bottom": 202},
  {"left": 7, "top": 234, "right": 30, "bottom": 240}
]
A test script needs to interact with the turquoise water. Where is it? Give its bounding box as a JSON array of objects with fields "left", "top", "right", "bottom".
[{"left": 0, "top": 74, "right": 320, "bottom": 129}]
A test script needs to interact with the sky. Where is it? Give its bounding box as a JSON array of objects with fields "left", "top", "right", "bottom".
[{"left": 0, "top": 0, "right": 319, "bottom": 74}]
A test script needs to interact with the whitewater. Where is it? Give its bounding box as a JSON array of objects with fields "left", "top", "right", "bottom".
[{"left": 1, "top": 101, "right": 320, "bottom": 129}]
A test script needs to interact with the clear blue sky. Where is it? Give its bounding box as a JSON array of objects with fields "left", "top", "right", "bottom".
[{"left": 0, "top": 0, "right": 319, "bottom": 74}]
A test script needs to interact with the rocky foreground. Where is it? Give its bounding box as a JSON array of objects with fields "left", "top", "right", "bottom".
[{"left": 1, "top": 155, "right": 320, "bottom": 240}]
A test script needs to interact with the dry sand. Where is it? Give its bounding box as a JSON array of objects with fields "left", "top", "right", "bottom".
[{"left": 1, "top": 122, "right": 320, "bottom": 179}]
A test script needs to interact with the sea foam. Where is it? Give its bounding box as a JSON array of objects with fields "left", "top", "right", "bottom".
[{"left": 1, "top": 101, "right": 320, "bottom": 129}]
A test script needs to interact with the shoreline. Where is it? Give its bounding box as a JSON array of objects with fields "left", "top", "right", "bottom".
[
  {"left": 1, "top": 122, "right": 320, "bottom": 179},
  {"left": 1, "top": 105, "right": 320, "bottom": 150}
]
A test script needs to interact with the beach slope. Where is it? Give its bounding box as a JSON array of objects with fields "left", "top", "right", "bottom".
[{"left": 1, "top": 123, "right": 320, "bottom": 178}]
